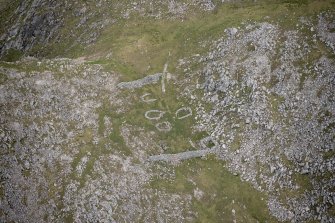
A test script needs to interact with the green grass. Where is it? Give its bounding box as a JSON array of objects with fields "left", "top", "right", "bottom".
[
  {"left": 1, "top": 48, "right": 23, "bottom": 62},
  {"left": 323, "top": 150, "right": 335, "bottom": 160},
  {"left": 97, "top": 99, "right": 133, "bottom": 156},
  {"left": 1, "top": 0, "right": 334, "bottom": 62},
  {"left": 329, "top": 204, "right": 335, "bottom": 217},
  {"left": 100, "top": 72, "right": 201, "bottom": 154},
  {"left": 230, "top": 132, "right": 243, "bottom": 152},
  {"left": 150, "top": 156, "right": 276, "bottom": 222}
]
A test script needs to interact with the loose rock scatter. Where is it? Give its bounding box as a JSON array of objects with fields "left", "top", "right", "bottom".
[{"left": 179, "top": 17, "right": 335, "bottom": 222}]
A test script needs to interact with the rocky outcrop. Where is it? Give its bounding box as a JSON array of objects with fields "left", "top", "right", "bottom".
[
  {"left": 0, "top": 58, "right": 194, "bottom": 222},
  {"left": 180, "top": 19, "right": 335, "bottom": 222},
  {"left": 0, "top": 0, "right": 219, "bottom": 57},
  {"left": 0, "top": 0, "right": 64, "bottom": 56}
]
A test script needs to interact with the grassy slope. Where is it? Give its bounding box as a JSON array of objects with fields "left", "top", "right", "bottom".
[
  {"left": 84, "top": 0, "right": 334, "bottom": 77},
  {"left": 150, "top": 156, "right": 275, "bottom": 222}
]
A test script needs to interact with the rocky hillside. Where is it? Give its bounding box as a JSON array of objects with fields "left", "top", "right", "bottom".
[
  {"left": 0, "top": 0, "right": 217, "bottom": 58},
  {"left": 1, "top": 0, "right": 334, "bottom": 222}
]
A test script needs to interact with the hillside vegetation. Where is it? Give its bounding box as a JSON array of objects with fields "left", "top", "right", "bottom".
[{"left": 0, "top": 0, "right": 334, "bottom": 222}]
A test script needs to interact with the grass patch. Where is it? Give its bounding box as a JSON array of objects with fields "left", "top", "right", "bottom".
[
  {"left": 2, "top": 0, "right": 334, "bottom": 61},
  {"left": 150, "top": 156, "right": 275, "bottom": 222},
  {"left": 329, "top": 205, "right": 335, "bottom": 217},
  {"left": 293, "top": 173, "right": 313, "bottom": 192},
  {"left": 1, "top": 48, "right": 23, "bottom": 62},
  {"left": 85, "top": 0, "right": 335, "bottom": 82},
  {"left": 230, "top": 132, "right": 243, "bottom": 152},
  {"left": 97, "top": 99, "right": 132, "bottom": 156},
  {"left": 267, "top": 75, "right": 280, "bottom": 89},
  {"left": 323, "top": 122, "right": 335, "bottom": 134},
  {"left": 114, "top": 78, "right": 198, "bottom": 154},
  {"left": 323, "top": 150, "right": 335, "bottom": 160},
  {"left": 268, "top": 92, "right": 285, "bottom": 122}
]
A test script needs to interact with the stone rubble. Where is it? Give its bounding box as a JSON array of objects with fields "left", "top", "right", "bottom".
[
  {"left": 179, "top": 18, "right": 335, "bottom": 222},
  {"left": 148, "top": 148, "right": 216, "bottom": 163},
  {"left": 0, "top": 58, "right": 194, "bottom": 222},
  {"left": 117, "top": 73, "right": 163, "bottom": 89}
]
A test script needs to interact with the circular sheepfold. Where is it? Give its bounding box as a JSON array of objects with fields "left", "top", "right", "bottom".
[
  {"left": 145, "top": 110, "right": 166, "bottom": 120},
  {"left": 175, "top": 107, "right": 192, "bottom": 119},
  {"left": 140, "top": 93, "right": 157, "bottom": 103},
  {"left": 155, "top": 121, "right": 172, "bottom": 132}
]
